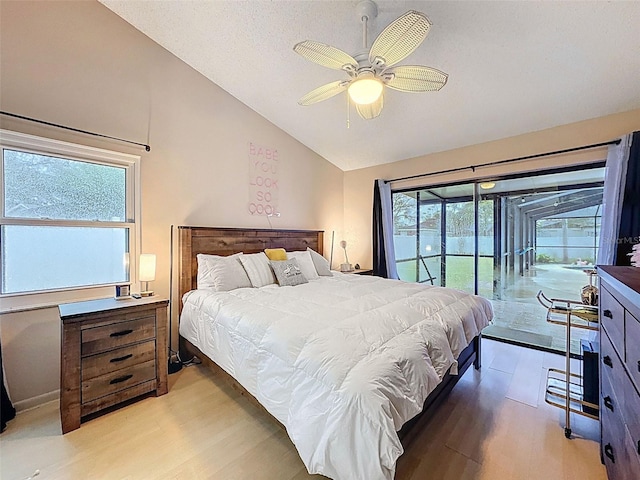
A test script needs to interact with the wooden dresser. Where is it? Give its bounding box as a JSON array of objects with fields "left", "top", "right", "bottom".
[
  {"left": 59, "top": 296, "right": 169, "bottom": 433},
  {"left": 598, "top": 266, "right": 640, "bottom": 480}
]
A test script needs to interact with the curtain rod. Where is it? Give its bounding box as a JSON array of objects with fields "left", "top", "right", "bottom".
[
  {"left": 0, "top": 111, "right": 151, "bottom": 152},
  {"left": 384, "top": 139, "right": 621, "bottom": 184}
]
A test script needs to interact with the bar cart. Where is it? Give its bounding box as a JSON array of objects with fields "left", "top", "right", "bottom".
[{"left": 536, "top": 290, "right": 599, "bottom": 438}]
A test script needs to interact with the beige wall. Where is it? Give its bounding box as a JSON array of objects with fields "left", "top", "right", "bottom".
[
  {"left": 0, "top": 1, "right": 343, "bottom": 407},
  {"left": 345, "top": 109, "right": 640, "bottom": 268}
]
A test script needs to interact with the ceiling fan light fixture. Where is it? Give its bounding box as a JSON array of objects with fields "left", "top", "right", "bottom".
[{"left": 348, "top": 76, "right": 383, "bottom": 105}]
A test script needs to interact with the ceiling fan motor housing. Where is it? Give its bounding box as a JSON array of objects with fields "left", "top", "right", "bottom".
[{"left": 356, "top": 0, "right": 378, "bottom": 22}]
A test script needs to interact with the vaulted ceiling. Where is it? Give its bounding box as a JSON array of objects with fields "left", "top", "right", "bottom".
[{"left": 100, "top": 1, "right": 640, "bottom": 171}]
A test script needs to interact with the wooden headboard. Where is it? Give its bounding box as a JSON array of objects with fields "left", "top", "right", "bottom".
[{"left": 177, "top": 226, "right": 324, "bottom": 314}]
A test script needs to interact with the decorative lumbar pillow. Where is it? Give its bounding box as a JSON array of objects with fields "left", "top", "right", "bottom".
[
  {"left": 264, "top": 248, "right": 287, "bottom": 261},
  {"left": 307, "top": 247, "right": 332, "bottom": 276},
  {"left": 238, "top": 252, "right": 277, "bottom": 288},
  {"left": 196, "top": 253, "right": 252, "bottom": 291},
  {"left": 287, "top": 250, "right": 319, "bottom": 280},
  {"left": 270, "top": 258, "right": 308, "bottom": 287}
]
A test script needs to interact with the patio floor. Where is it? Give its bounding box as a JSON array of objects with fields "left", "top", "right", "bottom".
[{"left": 483, "top": 264, "right": 596, "bottom": 355}]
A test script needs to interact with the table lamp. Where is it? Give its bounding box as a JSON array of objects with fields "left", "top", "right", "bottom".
[
  {"left": 139, "top": 253, "right": 156, "bottom": 297},
  {"left": 340, "top": 240, "right": 352, "bottom": 272}
]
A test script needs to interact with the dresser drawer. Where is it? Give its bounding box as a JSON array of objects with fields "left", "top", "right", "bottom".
[
  {"left": 82, "top": 359, "right": 156, "bottom": 403},
  {"left": 626, "top": 311, "right": 640, "bottom": 392},
  {"left": 81, "top": 316, "right": 155, "bottom": 356},
  {"left": 601, "top": 328, "right": 627, "bottom": 388},
  {"left": 617, "top": 355, "right": 640, "bottom": 466},
  {"left": 601, "top": 402, "right": 640, "bottom": 480},
  {"left": 600, "top": 353, "right": 622, "bottom": 422},
  {"left": 620, "top": 380, "right": 640, "bottom": 467},
  {"left": 82, "top": 340, "right": 156, "bottom": 381},
  {"left": 600, "top": 285, "right": 626, "bottom": 358}
]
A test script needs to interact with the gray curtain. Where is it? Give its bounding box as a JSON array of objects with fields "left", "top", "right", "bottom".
[
  {"left": 597, "top": 133, "right": 633, "bottom": 265},
  {"left": 372, "top": 180, "right": 399, "bottom": 279},
  {"left": 1, "top": 344, "right": 16, "bottom": 433}
]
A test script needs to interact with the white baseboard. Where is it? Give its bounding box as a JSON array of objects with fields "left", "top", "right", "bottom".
[{"left": 14, "top": 389, "right": 60, "bottom": 412}]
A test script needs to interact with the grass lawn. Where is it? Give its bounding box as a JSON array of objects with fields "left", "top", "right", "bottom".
[{"left": 397, "top": 256, "right": 494, "bottom": 296}]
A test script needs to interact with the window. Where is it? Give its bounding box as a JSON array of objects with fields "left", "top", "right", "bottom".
[{"left": 1, "top": 130, "right": 140, "bottom": 298}]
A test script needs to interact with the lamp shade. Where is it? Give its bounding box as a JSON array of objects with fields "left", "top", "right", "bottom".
[
  {"left": 348, "top": 76, "right": 383, "bottom": 105},
  {"left": 139, "top": 254, "right": 156, "bottom": 282}
]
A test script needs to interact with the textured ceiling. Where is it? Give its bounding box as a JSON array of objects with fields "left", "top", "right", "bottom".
[{"left": 99, "top": 1, "right": 640, "bottom": 171}]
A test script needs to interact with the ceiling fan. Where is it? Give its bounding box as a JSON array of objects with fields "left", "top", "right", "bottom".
[{"left": 293, "top": 0, "right": 448, "bottom": 120}]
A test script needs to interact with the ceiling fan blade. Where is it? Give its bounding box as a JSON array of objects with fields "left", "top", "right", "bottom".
[
  {"left": 384, "top": 65, "right": 448, "bottom": 92},
  {"left": 298, "top": 80, "right": 349, "bottom": 106},
  {"left": 369, "top": 11, "right": 431, "bottom": 68},
  {"left": 356, "top": 93, "right": 384, "bottom": 120},
  {"left": 294, "top": 40, "right": 358, "bottom": 72}
]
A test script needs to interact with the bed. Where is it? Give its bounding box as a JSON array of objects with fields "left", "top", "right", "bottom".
[{"left": 177, "top": 226, "right": 492, "bottom": 480}]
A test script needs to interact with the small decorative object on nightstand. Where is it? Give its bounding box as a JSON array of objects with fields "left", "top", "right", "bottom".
[
  {"left": 59, "top": 296, "right": 168, "bottom": 433},
  {"left": 114, "top": 283, "right": 131, "bottom": 300},
  {"left": 339, "top": 240, "right": 352, "bottom": 272}
]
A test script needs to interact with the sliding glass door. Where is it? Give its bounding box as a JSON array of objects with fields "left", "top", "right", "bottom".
[
  {"left": 444, "top": 200, "right": 476, "bottom": 293},
  {"left": 394, "top": 190, "right": 444, "bottom": 286},
  {"left": 418, "top": 200, "right": 442, "bottom": 285},
  {"left": 392, "top": 164, "right": 605, "bottom": 354}
]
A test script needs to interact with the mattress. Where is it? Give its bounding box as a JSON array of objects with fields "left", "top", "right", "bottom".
[{"left": 179, "top": 273, "right": 493, "bottom": 480}]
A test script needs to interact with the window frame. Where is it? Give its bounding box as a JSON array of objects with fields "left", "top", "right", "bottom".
[{"left": 0, "top": 129, "right": 141, "bottom": 310}]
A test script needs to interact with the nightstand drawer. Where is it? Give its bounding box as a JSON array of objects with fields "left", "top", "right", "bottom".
[
  {"left": 600, "top": 285, "right": 625, "bottom": 358},
  {"left": 82, "top": 340, "right": 156, "bottom": 380},
  {"left": 81, "top": 315, "right": 155, "bottom": 356},
  {"left": 81, "top": 380, "right": 157, "bottom": 418},
  {"left": 82, "top": 359, "right": 156, "bottom": 403}
]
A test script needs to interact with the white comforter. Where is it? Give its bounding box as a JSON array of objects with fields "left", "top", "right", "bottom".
[{"left": 180, "top": 273, "right": 493, "bottom": 480}]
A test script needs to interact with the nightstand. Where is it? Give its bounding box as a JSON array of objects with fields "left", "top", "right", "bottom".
[
  {"left": 59, "top": 296, "right": 169, "bottom": 433},
  {"left": 345, "top": 269, "right": 373, "bottom": 275}
]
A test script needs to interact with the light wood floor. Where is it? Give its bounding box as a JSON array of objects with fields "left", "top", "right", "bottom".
[{"left": 1, "top": 339, "right": 606, "bottom": 480}]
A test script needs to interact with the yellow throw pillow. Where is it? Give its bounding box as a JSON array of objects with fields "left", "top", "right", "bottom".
[{"left": 264, "top": 248, "right": 287, "bottom": 261}]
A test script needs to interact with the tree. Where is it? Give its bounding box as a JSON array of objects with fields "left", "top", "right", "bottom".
[
  {"left": 4, "top": 150, "right": 125, "bottom": 221},
  {"left": 392, "top": 193, "right": 416, "bottom": 232}
]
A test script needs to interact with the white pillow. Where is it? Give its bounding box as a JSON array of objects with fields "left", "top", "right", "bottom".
[
  {"left": 197, "top": 253, "right": 252, "bottom": 291},
  {"left": 238, "top": 252, "right": 277, "bottom": 288},
  {"left": 287, "top": 250, "right": 319, "bottom": 280},
  {"left": 307, "top": 247, "right": 332, "bottom": 276}
]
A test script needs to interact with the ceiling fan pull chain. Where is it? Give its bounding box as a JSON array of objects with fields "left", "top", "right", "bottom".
[{"left": 346, "top": 92, "right": 351, "bottom": 129}]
